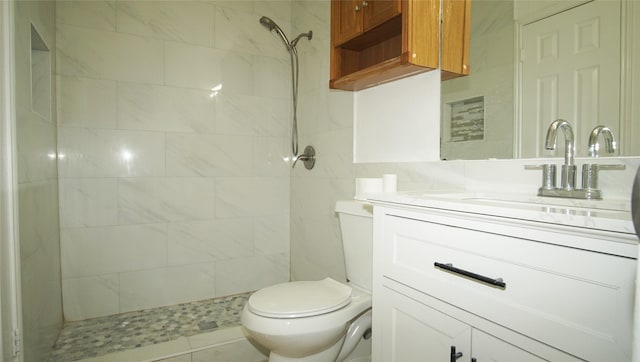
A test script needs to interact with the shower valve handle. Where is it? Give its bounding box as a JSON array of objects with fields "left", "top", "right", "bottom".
[{"left": 292, "top": 145, "right": 316, "bottom": 170}]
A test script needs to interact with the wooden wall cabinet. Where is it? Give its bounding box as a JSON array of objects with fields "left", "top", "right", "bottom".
[{"left": 330, "top": 0, "right": 471, "bottom": 91}]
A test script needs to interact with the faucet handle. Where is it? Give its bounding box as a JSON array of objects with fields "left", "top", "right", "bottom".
[
  {"left": 581, "top": 163, "right": 625, "bottom": 191},
  {"left": 525, "top": 164, "right": 557, "bottom": 191}
]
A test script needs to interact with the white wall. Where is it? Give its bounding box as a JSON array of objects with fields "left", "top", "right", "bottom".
[
  {"left": 56, "top": 1, "right": 292, "bottom": 321},
  {"left": 354, "top": 71, "right": 441, "bottom": 163}
]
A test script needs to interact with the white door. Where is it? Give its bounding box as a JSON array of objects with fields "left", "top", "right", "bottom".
[{"left": 520, "top": 0, "right": 621, "bottom": 158}]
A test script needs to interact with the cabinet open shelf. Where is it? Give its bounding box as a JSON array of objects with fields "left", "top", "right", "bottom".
[{"left": 330, "top": 53, "right": 434, "bottom": 91}]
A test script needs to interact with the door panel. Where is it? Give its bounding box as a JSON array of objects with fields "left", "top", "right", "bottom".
[
  {"left": 520, "top": 0, "right": 620, "bottom": 157},
  {"left": 332, "top": 0, "right": 363, "bottom": 45}
]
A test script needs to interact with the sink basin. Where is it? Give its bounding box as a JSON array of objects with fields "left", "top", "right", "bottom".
[
  {"left": 403, "top": 191, "right": 631, "bottom": 213},
  {"left": 371, "top": 190, "right": 635, "bottom": 235},
  {"left": 464, "top": 197, "right": 629, "bottom": 213}
]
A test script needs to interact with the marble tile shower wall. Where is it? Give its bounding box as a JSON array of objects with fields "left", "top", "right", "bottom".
[{"left": 56, "top": 0, "right": 292, "bottom": 321}]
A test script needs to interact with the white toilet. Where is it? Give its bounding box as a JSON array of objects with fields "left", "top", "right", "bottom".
[{"left": 241, "top": 200, "right": 373, "bottom": 362}]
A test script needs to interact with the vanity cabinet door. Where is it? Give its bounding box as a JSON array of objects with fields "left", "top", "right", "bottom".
[
  {"left": 471, "top": 329, "right": 546, "bottom": 362},
  {"left": 379, "top": 286, "right": 471, "bottom": 362}
]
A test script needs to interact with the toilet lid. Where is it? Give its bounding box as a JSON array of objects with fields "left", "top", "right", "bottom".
[{"left": 247, "top": 278, "right": 352, "bottom": 318}]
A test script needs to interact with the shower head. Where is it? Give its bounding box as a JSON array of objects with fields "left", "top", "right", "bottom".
[
  {"left": 259, "top": 16, "right": 291, "bottom": 49},
  {"left": 259, "top": 16, "right": 312, "bottom": 51},
  {"left": 259, "top": 16, "right": 278, "bottom": 32}
]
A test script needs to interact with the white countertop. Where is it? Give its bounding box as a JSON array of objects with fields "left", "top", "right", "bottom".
[{"left": 367, "top": 190, "right": 637, "bottom": 236}]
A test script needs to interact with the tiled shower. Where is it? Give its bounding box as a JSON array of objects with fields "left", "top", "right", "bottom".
[
  {"left": 55, "top": 0, "right": 291, "bottom": 322},
  {"left": 12, "top": 1, "right": 303, "bottom": 360}
]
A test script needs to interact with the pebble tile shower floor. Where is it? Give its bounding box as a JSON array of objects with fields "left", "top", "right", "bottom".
[{"left": 50, "top": 293, "right": 251, "bottom": 362}]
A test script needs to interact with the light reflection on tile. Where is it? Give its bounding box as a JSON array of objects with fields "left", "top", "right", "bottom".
[
  {"left": 57, "top": 128, "right": 165, "bottom": 178},
  {"left": 165, "top": 41, "right": 253, "bottom": 94}
]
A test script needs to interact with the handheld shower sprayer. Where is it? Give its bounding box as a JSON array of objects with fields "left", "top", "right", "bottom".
[
  {"left": 259, "top": 16, "right": 312, "bottom": 51},
  {"left": 259, "top": 15, "right": 315, "bottom": 169}
]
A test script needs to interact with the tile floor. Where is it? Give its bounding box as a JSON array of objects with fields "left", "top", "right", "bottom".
[{"left": 50, "top": 293, "right": 253, "bottom": 362}]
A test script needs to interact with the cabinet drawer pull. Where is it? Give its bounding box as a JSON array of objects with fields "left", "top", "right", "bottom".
[{"left": 435, "top": 262, "right": 506, "bottom": 289}]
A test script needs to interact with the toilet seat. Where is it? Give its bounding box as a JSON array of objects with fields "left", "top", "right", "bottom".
[{"left": 247, "top": 278, "right": 352, "bottom": 318}]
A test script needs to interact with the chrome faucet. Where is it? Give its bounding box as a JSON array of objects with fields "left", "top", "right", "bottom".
[
  {"left": 587, "top": 125, "right": 616, "bottom": 157},
  {"left": 526, "top": 121, "right": 625, "bottom": 200},
  {"left": 544, "top": 119, "right": 576, "bottom": 190},
  {"left": 582, "top": 125, "right": 623, "bottom": 194}
]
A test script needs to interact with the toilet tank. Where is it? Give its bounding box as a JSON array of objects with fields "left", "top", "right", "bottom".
[{"left": 335, "top": 200, "right": 373, "bottom": 292}]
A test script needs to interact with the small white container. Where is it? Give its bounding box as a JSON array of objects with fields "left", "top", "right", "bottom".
[
  {"left": 355, "top": 178, "right": 383, "bottom": 200},
  {"left": 383, "top": 174, "right": 397, "bottom": 193}
]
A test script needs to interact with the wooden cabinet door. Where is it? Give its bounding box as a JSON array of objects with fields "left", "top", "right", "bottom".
[
  {"left": 363, "top": 0, "right": 401, "bottom": 31},
  {"left": 378, "top": 286, "right": 471, "bottom": 362},
  {"left": 332, "top": 0, "right": 363, "bottom": 45},
  {"left": 441, "top": 0, "right": 471, "bottom": 79}
]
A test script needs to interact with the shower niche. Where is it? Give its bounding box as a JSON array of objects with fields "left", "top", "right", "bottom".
[
  {"left": 30, "top": 24, "right": 51, "bottom": 121},
  {"left": 329, "top": 0, "right": 470, "bottom": 91}
]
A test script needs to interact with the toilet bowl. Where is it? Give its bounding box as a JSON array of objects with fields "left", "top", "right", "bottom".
[
  {"left": 241, "top": 279, "right": 371, "bottom": 361},
  {"left": 241, "top": 200, "right": 373, "bottom": 362}
]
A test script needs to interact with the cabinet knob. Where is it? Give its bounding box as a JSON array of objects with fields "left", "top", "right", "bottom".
[
  {"left": 362, "top": 0, "right": 369, "bottom": 7},
  {"left": 355, "top": 4, "right": 360, "bottom": 12}
]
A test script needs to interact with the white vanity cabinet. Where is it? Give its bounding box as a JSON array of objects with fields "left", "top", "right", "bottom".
[{"left": 371, "top": 203, "right": 638, "bottom": 362}]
